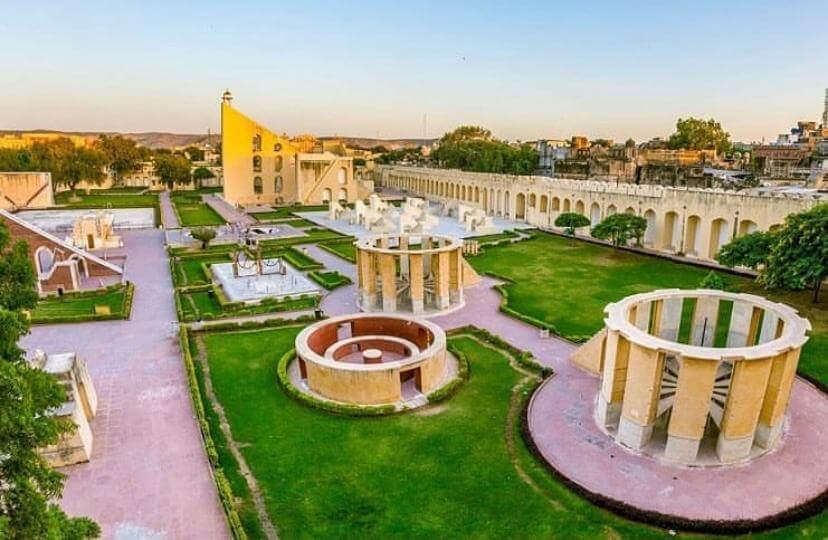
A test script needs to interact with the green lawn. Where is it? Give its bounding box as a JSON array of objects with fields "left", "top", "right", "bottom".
[
  {"left": 318, "top": 240, "right": 356, "bottom": 262},
  {"left": 30, "top": 284, "right": 132, "bottom": 324},
  {"left": 178, "top": 290, "right": 318, "bottom": 322},
  {"left": 198, "top": 328, "right": 668, "bottom": 538},
  {"left": 171, "top": 193, "right": 226, "bottom": 227},
  {"left": 55, "top": 189, "right": 158, "bottom": 209},
  {"left": 470, "top": 232, "right": 828, "bottom": 385},
  {"left": 308, "top": 270, "right": 352, "bottom": 290},
  {"left": 251, "top": 204, "right": 328, "bottom": 221}
]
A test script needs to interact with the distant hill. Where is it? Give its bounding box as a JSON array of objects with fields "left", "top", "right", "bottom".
[{"left": 0, "top": 130, "right": 435, "bottom": 150}]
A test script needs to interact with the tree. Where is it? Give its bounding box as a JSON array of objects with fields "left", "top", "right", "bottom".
[
  {"left": 190, "top": 227, "right": 217, "bottom": 249},
  {"left": 667, "top": 117, "right": 732, "bottom": 154},
  {"left": 716, "top": 231, "right": 776, "bottom": 270},
  {"left": 61, "top": 147, "right": 107, "bottom": 191},
  {"left": 183, "top": 146, "right": 205, "bottom": 162},
  {"left": 591, "top": 213, "right": 647, "bottom": 246},
  {"left": 95, "top": 135, "right": 143, "bottom": 184},
  {"left": 192, "top": 166, "right": 215, "bottom": 188},
  {"left": 554, "top": 212, "right": 590, "bottom": 236},
  {"left": 153, "top": 153, "right": 192, "bottom": 189},
  {"left": 432, "top": 126, "right": 538, "bottom": 175},
  {"left": 0, "top": 220, "right": 100, "bottom": 539},
  {"left": 759, "top": 204, "right": 828, "bottom": 303}
]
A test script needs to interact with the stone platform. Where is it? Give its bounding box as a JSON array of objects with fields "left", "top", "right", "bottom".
[{"left": 526, "top": 368, "right": 828, "bottom": 529}]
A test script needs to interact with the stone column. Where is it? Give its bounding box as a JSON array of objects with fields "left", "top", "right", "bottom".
[
  {"left": 435, "top": 251, "right": 450, "bottom": 310},
  {"left": 409, "top": 253, "right": 424, "bottom": 314},
  {"left": 380, "top": 253, "right": 397, "bottom": 312},
  {"left": 449, "top": 248, "right": 462, "bottom": 304},
  {"left": 597, "top": 329, "right": 630, "bottom": 428},
  {"left": 399, "top": 235, "right": 410, "bottom": 276},
  {"left": 618, "top": 344, "right": 664, "bottom": 450},
  {"left": 756, "top": 348, "right": 800, "bottom": 448},
  {"left": 658, "top": 297, "right": 683, "bottom": 341},
  {"left": 691, "top": 296, "right": 719, "bottom": 347},
  {"left": 725, "top": 301, "right": 753, "bottom": 347},
  {"left": 664, "top": 356, "right": 718, "bottom": 463},
  {"left": 360, "top": 251, "right": 377, "bottom": 310},
  {"left": 716, "top": 357, "right": 773, "bottom": 462},
  {"left": 633, "top": 301, "right": 651, "bottom": 331},
  {"left": 758, "top": 310, "right": 781, "bottom": 344},
  {"left": 422, "top": 235, "right": 432, "bottom": 271}
]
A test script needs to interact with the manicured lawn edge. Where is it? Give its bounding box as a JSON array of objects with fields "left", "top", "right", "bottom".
[
  {"left": 308, "top": 270, "right": 352, "bottom": 290},
  {"left": 317, "top": 239, "right": 357, "bottom": 262},
  {"left": 179, "top": 325, "right": 247, "bottom": 539},
  {"left": 519, "top": 376, "right": 828, "bottom": 534},
  {"left": 447, "top": 325, "right": 552, "bottom": 377},
  {"left": 30, "top": 281, "right": 135, "bottom": 325}
]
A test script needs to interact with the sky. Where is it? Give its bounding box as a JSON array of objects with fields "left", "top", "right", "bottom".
[{"left": 0, "top": 0, "right": 826, "bottom": 143}]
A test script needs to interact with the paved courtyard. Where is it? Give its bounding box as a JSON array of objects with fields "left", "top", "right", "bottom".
[{"left": 22, "top": 229, "right": 228, "bottom": 539}]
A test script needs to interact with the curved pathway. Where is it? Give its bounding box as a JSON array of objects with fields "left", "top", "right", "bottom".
[{"left": 22, "top": 230, "right": 228, "bottom": 539}]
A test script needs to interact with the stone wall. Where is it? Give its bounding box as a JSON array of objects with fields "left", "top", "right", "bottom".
[{"left": 0, "top": 172, "right": 54, "bottom": 210}]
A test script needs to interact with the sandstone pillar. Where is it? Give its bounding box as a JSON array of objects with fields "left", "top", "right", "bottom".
[
  {"left": 618, "top": 344, "right": 664, "bottom": 450},
  {"left": 664, "top": 356, "right": 718, "bottom": 463},
  {"left": 726, "top": 301, "right": 753, "bottom": 347},
  {"left": 716, "top": 357, "right": 773, "bottom": 462},
  {"left": 360, "top": 251, "right": 377, "bottom": 309},
  {"left": 658, "top": 297, "right": 683, "bottom": 341},
  {"left": 435, "top": 251, "right": 450, "bottom": 310},
  {"left": 756, "top": 348, "right": 800, "bottom": 448},
  {"left": 409, "top": 253, "right": 424, "bottom": 314},
  {"left": 380, "top": 253, "right": 397, "bottom": 312},
  {"left": 690, "top": 296, "right": 719, "bottom": 347},
  {"left": 449, "top": 248, "right": 462, "bottom": 304},
  {"left": 597, "top": 329, "right": 630, "bottom": 428},
  {"left": 399, "top": 235, "right": 410, "bottom": 276}
]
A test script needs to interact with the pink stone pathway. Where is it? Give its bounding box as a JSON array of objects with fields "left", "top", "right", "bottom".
[
  {"left": 158, "top": 191, "right": 180, "bottom": 229},
  {"left": 21, "top": 230, "right": 228, "bottom": 539},
  {"left": 203, "top": 194, "right": 255, "bottom": 226}
]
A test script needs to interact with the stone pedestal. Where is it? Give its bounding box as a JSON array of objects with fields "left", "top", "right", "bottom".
[{"left": 617, "top": 417, "right": 653, "bottom": 450}]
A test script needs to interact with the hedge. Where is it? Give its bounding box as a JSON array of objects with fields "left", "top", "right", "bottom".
[
  {"left": 427, "top": 343, "right": 470, "bottom": 403},
  {"left": 178, "top": 326, "right": 248, "bottom": 539},
  {"left": 308, "top": 270, "right": 352, "bottom": 290},
  {"left": 317, "top": 239, "right": 357, "bottom": 263},
  {"left": 447, "top": 325, "right": 552, "bottom": 378}
]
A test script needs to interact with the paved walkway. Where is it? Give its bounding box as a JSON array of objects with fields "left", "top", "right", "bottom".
[
  {"left": 203, "top": 194, "right": 255, "bottom": 226},
  {"left": 159, "top": 191, "right": 180, "bottom": 229},
  {"left": 22, "top": 230, "right": 228, "bottom": 539}
]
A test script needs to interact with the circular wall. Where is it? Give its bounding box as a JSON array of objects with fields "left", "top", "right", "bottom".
[
  {"left": 294, "top": 313, "right": 449, "bottom": 406},
  {"left": 355, "top": 233, "right": 467, "bottom": 315},
  {"left": 594, "top": 289, "right": 810, "bottom": 465}
]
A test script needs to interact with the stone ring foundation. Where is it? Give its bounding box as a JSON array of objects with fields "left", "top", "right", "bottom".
[{"left": 292, "top": 313, "right": 457, "bottom": 408}]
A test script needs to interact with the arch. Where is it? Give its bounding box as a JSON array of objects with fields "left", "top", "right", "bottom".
[
  {"left": 738, "top": 219, "right": 757, "bottom": 236},
  {"left": 540, "top": 195, "right": 549, "bottom": 213},
  {"left": 274, "top": 176, "right": 283, "bottom": 193},
  {"left": 563, "top": 199, "right": 571, "bottom": 212},
  {"left": 515, "top": 193, "right": 527, "bottom": 220},
  {"left": 708, "top": 217, "right": 730, "bottom": 259},
  {"left": 474, "top": 186, "right": 480, "bottom": 203},
  {"left": 337, "top": 188, "right": 348, "bottom": 202},
  {"left": 606, "top": 204, "right": 617, "bottom": 216},
  {"left": 624, "top": 206, "right": 636, "bottom": 215},
  {"left": 575, "top": 200, "right": 585, "bottom": 215},
  {"left": 590, "top": 202, "right": 601, "bottom": 226},
  {"left": 461, "top": 185, "right": 467, "bottom": 201},
  {"left": 322, "top": 187, "right": 332, "bottom": 203},
  {"left": 504, "top": 191, "right": 511, "bottom": 216},
  {"left": 253, "top": 176, "right": 263, "bottom": 195},
  {"left": 337, "top": 168, "right": 347, "bottom": 185},
  {"left": 496, "top": 190, "right": 503, "bottom": 215},
  {"left": 662, "top": 211, "right": 680, "bottom": 251},
  {"left": 529, "top": 193, "right": 537, "bottom": 208},
  {"left": 769, "top": 223, "right": 782, "bottom": 232},
  {"left": 643, "top": 209, "right": 657, "bottom": 246},
  {"left": 551, "top": 197, "right": 560, "bottom": 211},
  {"left": 274, "top": 155, "right": 283, "bottom": 172},
  {"left": 252, "top": 134, "right": 262, "bottom": 152},
  {"left": 684, "top": 215, "right": 701, "bottom": 256},
  {"left": 35, "top": 246, "right": 55, "bottom": 275},
  {"left": 252, "top": 155, "right": 262, "bottom": 172}
]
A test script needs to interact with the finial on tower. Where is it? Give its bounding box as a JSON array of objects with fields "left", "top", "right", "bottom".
[{"left": 222, "top": 89, "right": 233, "bottom": 105}]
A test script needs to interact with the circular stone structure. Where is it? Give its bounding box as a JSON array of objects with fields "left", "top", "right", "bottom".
[
  {"left": 294, "top": 313, "right": 451, "bottom": 406},
  {"left": 528, "top": 289, "right": 828, "bottom": 530},
  {"left": 594, "top": 289, "right": 810, "bottom": 465},
  {"left": 356, "top": 233, "right": 475, "bottom": 316}
]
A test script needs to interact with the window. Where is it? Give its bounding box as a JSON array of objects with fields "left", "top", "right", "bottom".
[
  {"left": 253, "top": 176, "right": 263, "bottom": 194},
  {"left": 273, "top": 143, "right": 282, "bottom": 152},
  {"left": 274, "top": 176, "right": 283, "bottom": 193},
  {"left": 274, "top": 155, "right": 283, "bottom": 172},
  {"left": 252, "top": 134, "right": 262, "bottom": 152},
  {"left": 253, "top": 155, "right": 262, "bottom": 172}
]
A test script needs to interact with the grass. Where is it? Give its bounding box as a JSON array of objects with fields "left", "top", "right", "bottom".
[
  {"left": 308, "top": 270, "right": 352, "bottom": 290},
  {"left": 318, "top": 239, "right": 356, "bottom": 262},
  {"left": 470, "top": 231, "right": 828, "bottom": 387},
  {"left": 30, "top": 284, "right": 131, "bottom": 323},
  {"left": 198, "top": 328, "right": 667, "bottom": 538},
  {"left": 469, "top": 229, "right": 520, "bottom": 245},
  {"left": 253, "top": 217, "right": 317, "bottom": 229},
  {"left": 250, "top": 204, "right": 328, "bottom": 221},
  {"left": 171, "top": 192, "right": 226, "bottom": 227},
  {"left": 178, "top": 290, "right": 318, "bottom": 321},
  {"left": 55, "top": 189, "right": 158, "bottom": 209}
]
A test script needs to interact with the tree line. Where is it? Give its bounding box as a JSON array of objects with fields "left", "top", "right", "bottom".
[{"left": 0, "top": 136, "right": 214, "bottom": 191}]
